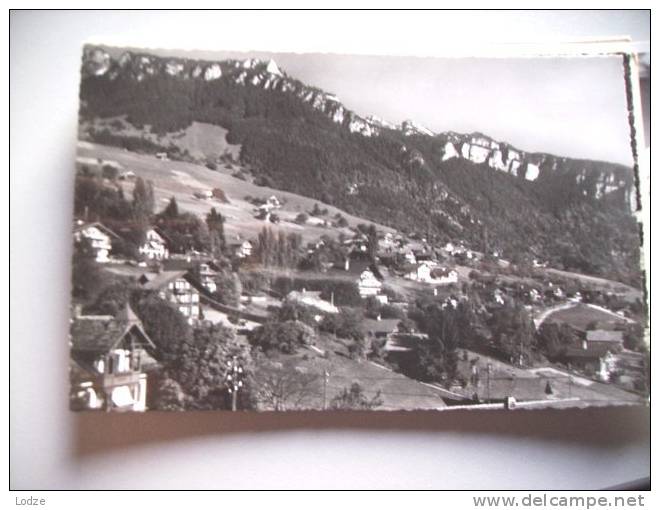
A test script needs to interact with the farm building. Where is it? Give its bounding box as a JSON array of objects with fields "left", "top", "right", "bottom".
[
  {"left": 584, "top": 330, "right": 624, "bottom": 352},
  {"left": 563, "top": 345, "right": 617, "bottom": 382}
]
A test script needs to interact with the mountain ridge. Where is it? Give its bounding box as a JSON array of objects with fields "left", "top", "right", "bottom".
[
  {"left": 81, "top": 46, "right": 633, "bottom": 196},
  {"left": 77, "top": 45, "right": 641, "bottom": 284}
]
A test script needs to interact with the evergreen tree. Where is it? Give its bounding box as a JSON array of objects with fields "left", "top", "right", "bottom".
[
  {"left": 162, "top": 196, "right": 179, "bottom": 219},
  {"left": 206, "top": 207, "right": 226, "bottom": 257}
]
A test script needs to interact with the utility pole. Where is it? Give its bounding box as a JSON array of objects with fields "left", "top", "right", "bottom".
[
  {"left": 486, "top": 363, "right": 491, "bottom": 403},
  {"left": 226, "top": 355, "right": 244, "bottom": 412},
  {"left": 322, "top": 370, "right": 329, "bottom": 410}
]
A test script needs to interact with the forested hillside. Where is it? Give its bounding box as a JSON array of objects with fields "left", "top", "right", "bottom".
[{"left": 78, "top": 47, "right": 642, "bottom": 286}]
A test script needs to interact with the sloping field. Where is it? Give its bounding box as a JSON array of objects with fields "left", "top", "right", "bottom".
[
  {"left": 84, "top": 119, "right": 242, "bottom": 161},
  {"left": 76, "top": 142, "right": 395, "bottom": 244},
  {"left": 286, "top": 346, "right": 449, "bottom": 411},
  {"left": 544, "top": 303, "right": 632, "bottom": 330},
  {"left": 545, "top": 268, "right": 642, "bottom": 302},
  {"left": 159, "top": 122, "right": 242, "bottom": 161}
]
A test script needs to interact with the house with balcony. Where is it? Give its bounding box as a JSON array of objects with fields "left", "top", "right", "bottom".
[
  {"left": 139, "top": 270, "right": 201, "bottom": 323},
  {"left": 69, "top": 304, "right": 158, "bottom": 412},
  {"left": 73, "top": 221, "right": 119, "bottom": 263},
  {"left": 198, "top": 263, "right": 219, "bottom": 294},
  {"left": 138, "top": 228, "right": 170, "bottom": 261}
]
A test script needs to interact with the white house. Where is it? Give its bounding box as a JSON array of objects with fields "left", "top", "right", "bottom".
[
  {"left": 139, "top": 271, "right": 200, "bottom": 323},
  {"left": 233, "top": 240, "right": 253, "bottom": 259},
  {"left": 357, "top": 269, "right": 388, "bottom": 304},
  {"left": 405, "top": 262, "right": 433, "bottom": 283},
  {"left": 139, "top": 228, "right": 170, "bottom": 261},
  {"left": 70, "top": 304, "right": 157, "bottom": 412},
  {"left": 198, "top": 263, "right": 218, "bottom": 294},
  {"left": 73, "top": 222, "right": 118, "bottom": 263},
  {"left": 403, "top": 251, "right": 417, "bottom": 264}
]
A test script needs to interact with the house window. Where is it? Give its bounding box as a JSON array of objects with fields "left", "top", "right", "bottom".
[
  {"left": 192, "top": 293, "right": 199, "bottom": 303},
  {"left": 179, "top": 305, "right": 189, "bottom": 316}
]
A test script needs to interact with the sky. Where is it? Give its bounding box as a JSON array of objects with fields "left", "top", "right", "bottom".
[{"left": 123, "top": 47, "right": 634, "bottom": 166}]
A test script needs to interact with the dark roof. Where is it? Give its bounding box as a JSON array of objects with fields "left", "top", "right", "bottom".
[
  {"left": 586, "top": 330, "right": 624, "bottom": 343},
  {"left": 361, "top": 318, "right": 401, "bottom": 335},
  {"left": 140, "top": 270, "right": 189, "bottom": 291},
  {"left": 70, "top": 304, "right": 156, "bottom": 354},
  {"left": 564, "top": 345, "right": 612, "bottom": 360},
  {"left": 73, "top": 221, "right": 120, "bottom": 239}
]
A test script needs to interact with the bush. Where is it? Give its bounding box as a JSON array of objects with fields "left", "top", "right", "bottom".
[{"left": 248, "top": 320, "right": 317, "bottom": 354}]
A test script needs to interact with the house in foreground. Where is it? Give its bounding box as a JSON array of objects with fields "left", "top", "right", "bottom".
[{"left": 69, "top": 304, "right": 158, "bottom": 412}]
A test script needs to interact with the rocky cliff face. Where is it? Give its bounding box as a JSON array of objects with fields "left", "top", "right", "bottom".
[{"left": 81, "top": 46, "right": 636, "bottom": 210}]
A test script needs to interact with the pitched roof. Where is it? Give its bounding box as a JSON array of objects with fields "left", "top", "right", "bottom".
[
  {"left": 140, "top": 270, "right": 189, "bottom": 291},
  {"left": 564, "top": 345, "right": 612, "bottom": 360},
  {"left": 361, "top": 318, "right": 401, "bottom": 335},
  {"left": 73, "top": 221, "right": 120, "bottom": 239},
  {"left": 70, "top": 304, "right": 155, "bottom": 354},
  {"left": 586, "top": 330, "right": 624, "bottom": 343}
]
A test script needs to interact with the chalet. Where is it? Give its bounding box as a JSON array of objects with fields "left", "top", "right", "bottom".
[
  {"left": 138, "top": 228, "right": 170, "bottom": 261},
  {"left": 139, "top": 270, "right": 200, "bottom": 323},
  {"left": 198, "top": 263, "right": 218, "bottom": 294},
  {"left": 404, "top": 262, "right": 433, "bottom": 283},
  {"left": 286, "top": 290, "right": 339, "bottom": 314},
  {"left": 73, "top": 221, "right": 119, "bottom": 263},
  {"left": 69, "top": 304, "right": 158, "bottom": 412},
  {"left": 231, "top": 240, "right": 253, "bottom": 259},
  {"left": 563, "top": 345, "right": 616, "bottom": 381},
  {"left": 385, "top": 332, "right": 429, "bottom": 353},
  {"left": 584, "top": 329, "right": 624, "bottom": 352},
  {"left": 357, "top": 269, "right": 387, "bottom": 304},
  {"left": 156, "top": 152, "right": 168, "bottom": 161}
]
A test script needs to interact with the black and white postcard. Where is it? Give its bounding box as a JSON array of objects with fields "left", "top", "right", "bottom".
[{"left": 69, "top": 45, "right": 648, "bottom": 413}]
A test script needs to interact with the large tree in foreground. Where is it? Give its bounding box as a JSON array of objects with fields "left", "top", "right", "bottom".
[{"left": 155, "top": 324, "right": 254, "bottom": 410}]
